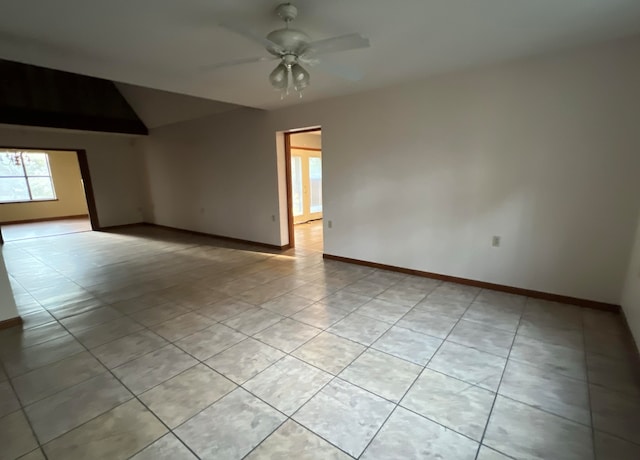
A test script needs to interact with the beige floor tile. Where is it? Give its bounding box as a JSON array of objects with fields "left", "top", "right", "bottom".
[
  {"left": 361, "top": 407, "right": 478, "bottom": 460},
  {"left": 0, "top": 380, "right": 20, "bottom": 418},
  {"left": 196, "top": 299, "right": 254, "bottom": 322},
  {"left": 401, "top": 369, "right": 494, "bottom": 440},
  {"left": 43, "top": 400, "right": 167, "bottom": 460},
  {"left": 396, "top": 307, "right": 459, "bottom": 338},
  {"left": 130, "top": 433, "right": 197, "bottom": 459},
  {"left": 73, "top": 317, "right": 144, "bottom": 349},
  {"left": 244, "top": 356, "right": 332, "bottom": 415},
  {"left": 253, "top": 318, "right": 321, "bottom": 353},
  {"left": 222, "top": 308, "right": 284, "bottom": 335},
  {"left": 130, "top": 303, "right": 191, "bottom": 327},
  {"left": 2, "top": 334, "right": 84, "bottom": 377},
  {"left": 174, "top": 388, "right": 285, "bottom": 460},
  {"left": 12, "top": 351, "right": 106, "bottom": 405},
  {"left": 328, "top": 313, "right": 391, "bottom": 346},
  {"left": 293, "top": 379, "right": 394, "bottom": 458},
  {"left": 25, "top": 373, "right": 132, "bottom": 443},
  {"left": 113, "top": 344, "right": 197, "bottom": 394},
  {"left": 292, "top": 331, "right": 366, "bottom": 375},
  {"left": 0, "top": 410, "right": 39, "bottom": 460},
  {"left": 59, "top": 306, "right": 122, "bottom": 333},
  {"left": 261, "top": 293, "right": 314, "bottom": 316},
  {"left": 372, "top": 326, "right": 442, "bottom": 365},
  {"left": 499, "top": 360, "right": 590, "bottom": 425},
  {"left": 428, "top": 341, "right": 506, "bottom": 391},
  {"left": 175, "top": 324, "right": 246, "bottom": 360},
  {"left": 140, "top": 363, "right": 236, "bottom": 428},
  {"left": 17, "top": 448, "right": 46, "bottom": 460},
  {"left": 484, "top": 396, "right": 592, "bottom": 460},
  {"left": 291, "top": 303, "right": 348, "bottom": 328},
  {"left": 92, "top": 330, "right": 167, "bottom": 369},
  {"left": 340, "top": 349, "right": 422, "bottom": 402},
  {"left": 205, "top": 338, "right": 285, "bottom": 384},
  {"left": 246, "top": 420, "right": 350, "bottom": 460}
]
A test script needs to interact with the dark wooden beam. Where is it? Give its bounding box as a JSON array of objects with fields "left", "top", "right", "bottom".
[{"left": 0, "top": 59, "right": 147, "bottom": 135}]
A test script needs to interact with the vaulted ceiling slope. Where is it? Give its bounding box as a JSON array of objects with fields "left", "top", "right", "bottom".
[
  {"left": 1, "top": 1, "right": 640, "bottom": 110},
  {"left": 115, "top": 83, "right": 242, "bottom": 129}
]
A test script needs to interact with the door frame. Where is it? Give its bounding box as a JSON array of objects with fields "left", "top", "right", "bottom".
[
  {"left": 0, "top": 146, "right": 100, "bottom": 244},
  {"left": 284, "top": 132, "right": 294, "bottom": 248},
  {"left": 291, "top": 147, "right": 322, "bottom": 224},
  {"left": 283, "top": 127, "right": 322, "bottom": 249}
]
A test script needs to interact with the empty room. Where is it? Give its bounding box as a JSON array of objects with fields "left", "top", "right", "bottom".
[{"left": 0, "top": 1, "right": 640, "bottom": 459}]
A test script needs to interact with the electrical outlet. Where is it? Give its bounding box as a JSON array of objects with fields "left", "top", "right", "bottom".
[
  {"left": 271, "top": 215, "right": 276, "bottom": 222},
  {"left": 492, "top": 236, "right": 501, "bottom": 247},
  {"left": 328, "top": 220, "right": 333, "bottom": 229},
  {"left": 199, "top": 207, "right": 205, "bottom": 214}
]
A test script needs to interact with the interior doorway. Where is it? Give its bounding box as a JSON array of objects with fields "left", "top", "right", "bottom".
[
  {"left": 285, "top": 128, "right": 323, "bottom": 251},
  {"left": 0, "top": 148, "right": 98, "bottom": 243}
]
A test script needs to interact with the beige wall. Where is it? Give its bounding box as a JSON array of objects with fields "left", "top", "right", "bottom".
[
  {"left": 0, "top": 125, "right": 146, "bottom": 227},
  {"left": 0, "top": 150, "right": 88, "bottom": 223}
]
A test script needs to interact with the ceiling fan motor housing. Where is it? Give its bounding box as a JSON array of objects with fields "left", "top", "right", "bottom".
[{"left": 266, "top": 28, "right": 311, "bottom": 56}]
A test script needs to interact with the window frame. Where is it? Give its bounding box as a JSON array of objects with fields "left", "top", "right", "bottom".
[{"left": 0, "top": 151, "right": 57, "bottom": 204}]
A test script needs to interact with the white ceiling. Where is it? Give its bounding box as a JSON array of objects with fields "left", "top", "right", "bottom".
[
  {"left": 116, "top": 83, "right": 241, "bottom": 128},
  {"left": 1, "top": 1, "right": 640, "bottom": 110}
]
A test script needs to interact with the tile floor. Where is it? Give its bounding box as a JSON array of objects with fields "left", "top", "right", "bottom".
[
  {"left": 294, "top": 220, "right": 323, "bottom": 252},
  {"left": 0, "top": 224, "right": 639, "bottom": 459},
  {"left": 1, "top": 217, "right": 92, "bottom": 242}
]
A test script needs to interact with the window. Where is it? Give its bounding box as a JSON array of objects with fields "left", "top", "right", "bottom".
[{"left": 0, "top": 151, "right": 56, "bottom": 203}]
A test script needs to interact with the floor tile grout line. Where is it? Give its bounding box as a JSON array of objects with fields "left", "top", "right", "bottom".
[
  {"left": 11, "top": 291, "right": 349, "bottom": 411},
  {"left": 5, "top": 280, "right": 620, "bottom": 393},
  {"left": 146, "top": 303, "right": 370, "bottom": 459},
  {"left": 6, "top": 231, "right": 638, "bottom": 457},
  {"left": 30, "top": 267, "right": 369, "bottom": 457},
  {"left": 44, "top": 313, "right": 204, "bottom": 460},
  {"left": 590, "top": 428, "right": 640, "bottom": 449},
  {"left": 238, "top": 326, "right": 375, "bottom": 460},
  {"left": 0, "top": 361, "right": 48, "bottom": 458},
  {"left": 354, "top": 289, "right": 481, "bottom": 459},
  {"left": 6, "top": 257, "right": 462, "bottom": 458},
  {"left": 291, "top": 302, "right": 603, "bottom": 436},
  {"left": 216, "top": 276, "right": 415, "bottom": 459},
  {"left": 472, "top": 296, "right": 528, "bottom": 460}
]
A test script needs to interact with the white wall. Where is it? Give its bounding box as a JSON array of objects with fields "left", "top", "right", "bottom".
[
  {"left": 142, "top": 36, "right": 640, "bottom": 304},
  {"left": 622, "top": 210, "right": 640, "bottom": 347},
  {"left": 0, "top": 250, "right": 18, "bottom": 322},
  {"left": 0, "top": 125, "right": 146, "bottom": 227},
  {"left": 140, "top": 108, "right": 283, "bottom": 244}
]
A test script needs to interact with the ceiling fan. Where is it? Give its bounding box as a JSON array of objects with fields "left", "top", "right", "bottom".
[{"left": 204, "top": 3, "right": 370, "bottom": 98}]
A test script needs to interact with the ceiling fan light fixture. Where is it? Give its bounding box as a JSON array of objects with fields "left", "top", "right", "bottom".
[
  {"left": 269, "top": 63, "right": 289, "bottom": 90},
  {"left": 291, "top": 63, "right": 310, "bottom": 92},
  {"left": 212, "top": 3, "right": 370, "bottom": 100}
]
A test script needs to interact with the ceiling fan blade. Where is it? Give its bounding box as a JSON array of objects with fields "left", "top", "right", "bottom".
[
  {"left": 218, "top": 22, "right": 284, "bottom": 54},
  {"left": 302, "top": 33, "right": 370, "bottom": 57},
  {"left": 200, "top": 56, "right": 275, "bottom": 72},
  {"left": 313, "top": 60, "right": 364, "bottom": 82}
]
